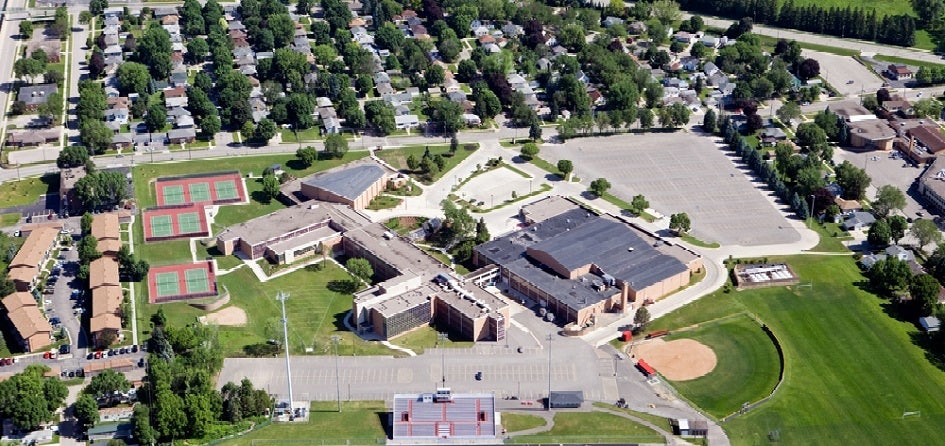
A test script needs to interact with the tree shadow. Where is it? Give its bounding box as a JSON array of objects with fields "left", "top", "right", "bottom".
[
  {"left": 327, "top": 280, "right": 358, "bottom": 294},
  {"left": 331, "top": 310, "right": 349, "bottom": 331},
  {"left": 879, "top": 300, "right": 917, "bottom": 323},
  {"left": 250, "top": 190, "right": 273, "bottom": 205}
]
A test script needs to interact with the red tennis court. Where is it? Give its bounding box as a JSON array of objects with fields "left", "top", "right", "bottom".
[
  {"left": 154, "top": 171, "right": 247, "bottom": 206},
  {"left": 142, "top": 203, "right": 209, "bottom": 242},
  {"left": 147, "top": 260, "right": 218, "bottom": 303}
]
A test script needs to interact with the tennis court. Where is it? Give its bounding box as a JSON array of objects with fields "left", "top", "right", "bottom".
[
  {"left": 214, "top": 180, "right": 240, "bottom": 201},
  {"left": 189, "top": 182, "right": 212, "bottom": 203},
  {"left": 177, "top": 212, "right": 202, "bottom": 235},
  {"left": 147, "top": 260, "right": 218, "bottom": 303},
  {"left": 161, "top": 185, "right": 186, "bottom": 205},
  {"left": 154, "top": 172, "right": 248, "bottom": 206},
  {"left": 155, "top": 272, "right": 181, "bottom": 297},
  {"left": 149, "top": 215, "right": 174, "bottom": 238},
  {"left": 143, "top": 204, "right": 210, "bottom": 242},
  {"left": 185, "top": 268, "right": 211, "bottom": 293}
]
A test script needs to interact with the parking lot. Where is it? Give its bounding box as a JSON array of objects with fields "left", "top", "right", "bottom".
[
  {"left": 538, "top": 133, "right": 800, "bottom": 246},
  {"left": 456, "top": 166, "right": 536, "bottom": 208},
  {"left": 803, "top": 50, "right": 884, "bottom": 97},
  {"left": 833, "top": 148, "right": 927, "bottom": 218}
]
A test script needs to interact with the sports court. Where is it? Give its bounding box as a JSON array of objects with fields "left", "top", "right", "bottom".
[
  {"left": 154, "top": 171, "right": 247, "bottom": 206},
  {"left": 142, "top": 203, "right": 210, "bottom": 242},
  {"left": 147, "top": 260, "right": 218, "bottom": 303}
]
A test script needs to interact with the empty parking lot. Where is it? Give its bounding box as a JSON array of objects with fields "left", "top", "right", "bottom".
[
  {"left": 539, "top": 132, "right": 800, "bottom": 246},
  {"left": 803, "top": 50, "right": 883, "bottom": 97}
]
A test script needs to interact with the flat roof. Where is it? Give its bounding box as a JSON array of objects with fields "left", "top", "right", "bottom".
[
  {"left": 217, "top": 204, "right": 369, "bottom": 247},
  {"left": 848, "top": 120, "right": 896, "bottom": 141},
  {"left": 827, "top": 101, "right": 873, "bottom": 120},
  {"left": 392, "top": 392, "right": 496, "bottom": 439},
  {"left": 520, "top": 195, "right": 582, "bottom": 224},
  {"left": 267, "top": 225, "right": 340, "bottom": 255},
  {"left": 302, "top": 163, "right": 387, "bottom": 201}
]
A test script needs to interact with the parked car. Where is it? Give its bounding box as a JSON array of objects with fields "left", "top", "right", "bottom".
[
  {"left": 59, "top": 344, "right": 70, "bottom": 354},
  {"left": 131, "top": 345, "right": 139, "bottom": 353},
  {"left": 50, "top": 317, "right": 61, "bottom": 325}
]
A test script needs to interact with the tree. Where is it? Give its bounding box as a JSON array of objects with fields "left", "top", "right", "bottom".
[
  {"left": 74, "top": 394, "right": 99, "bottom": 430},
  {"left": 364, "top": 100, "right": 396, "bottom": 135},
  {"left": 798, "top": 58, "right": 821, "bottom": 80},
  {"left": 255, "top": 119, "right": 277, "bottom": 143},
  {"left": 261, "top": 174, "right": 280, "bottom": 203},
  {"left": 867, "top": 218, "right": 891, "bottom": 248},
  {"left": 81, "top": 212, "right": 94, "bottom": 234},
  {"left": 520, "top": 142, "right": 539, "bottom": 160},
  {"left": 634, "top": 306, "right": 650, "bottom": 331},
  {"left": 869, "top": 257, "right": 912, "bottom": 296},
  {"left": 116, "top": 62, "right": 150, "bottom": 96},
  {"left": 913, "top": 98, "right": 943, "bottom": 119},
  {"left": 14, "top": 58, "right": 45, "bottom": 83},
  {"left": 135, "top": 25, "right": 173, "bottom": 79},
  {"left": 589, "top": 178, "right": 611, "bottom": 197},
  {"left": 889, "top": 215, "right": 908, "bottom": 244},
  {"left": 912, "top": 218, "right": 942, "bottom": 251},
  {"left": 669, "top": 213, "right": 691, "bottom": 234},
  {"left": 346, "top": 258, "right": 373, "bottom": 284},
  {"left": 872, "top": 185, "right": 906, "bottom": 218},
  {"left": 440, "top": 199, "right": 475, "bottom": 244},
  {"left": 89, "top": 0, "right": 107, "bottom": 16},
  {"left": 795, "top": 122, "right": 828, "bottom": 153},
  {"left": 19, "top": 21, "right": 33, "bottom": 39},
  {"left": 911, "top": 273, "right": 941, "bottom": 315},
  {"left": 79, "top": 120, "right": 113, "bottom": 155},
  {"left": 84, "top": 369, "right": 130, "bottom": 397},
  {"left": 777, "top": 102, "right": 802, "bottom": 123},
  {"left": 650, "top": 0, "right": 681, "bottom": 25},
  {"left": 557, "top": 160, "right": 574, "bottom": 180},
  {"left": 424, "top": 65, "right": 445, "bottom": 86},
  {"left": 475, "top": 217, "right": 490, "bottom": 244},
  {"left": 703, "top": 109, "right": 717, "bottom": 133},
  {"left": 296, "top": 146, "right": 319, "bottom": 167},
  {"left": 145, "top": 103, "right": 167, "bottom": 132},
  {"left": 834, "top": 160, "right": 871, "bottom": 200},
  {"left": 324, "top": 133, "right": 348, "bottom": 159},
  {"left": 631, "top": 195, "right": 649, "bottom": 214}
]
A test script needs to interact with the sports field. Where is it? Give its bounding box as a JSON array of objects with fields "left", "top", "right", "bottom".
[
  {"left": 651, "top": 255, "right": 945, "bottom": 444},
  {"left": 154, "top": 172, "right": 247, "bottom": 206},
  {"left": 147, "top": 260, "right": 217, "bottom": 303},
  {"left": 142, "top": 204, "right": 210, "bottom": 242}
]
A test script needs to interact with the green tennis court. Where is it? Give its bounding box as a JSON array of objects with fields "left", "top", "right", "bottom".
[
  {"left": 214, "top": 180, "right": 240, "bottom": 200},
  {"left": 189, "top": 182, "right": 212, "bottom": 202},
  {"left": 177, "top": 212, "right": 202, "bottom": 234},
  {"left": 155, "top": 272, "right": 181, "bottom": 297},
  {"left": 185, "top": 269, "right": 210, "bottom": 293},
  {"left": 149, "top": 215, "right": 174, "bottom": 238},
  {"left": 161, "top": 185, "right": 185, "bottom": 205}
]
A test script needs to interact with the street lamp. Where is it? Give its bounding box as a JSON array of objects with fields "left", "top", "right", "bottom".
[
  {"left": 437, "top": 332, "right": 448, "bottom": 387},
  {"left": 331, "top": 335, "right": 341, "bottom": 412},
  {"left": 546, "top": 333, "right": 553, "bottom": 411},
  {"left": 276, "top": 292, "right": 294, "bottom": 419}
]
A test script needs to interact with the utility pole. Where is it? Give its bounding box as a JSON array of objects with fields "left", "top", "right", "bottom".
[
  {"left": 331, "top": 335, "right": 341, "bottom": 412},
  {"left": 546, "top": 334, "right": 553, "bottom": 411},
  {"left": 276, "top": 292, "right": 294, "bottom": 418},
  {"left": 438, "top": 332, "right": 448, "bottom": 387}
]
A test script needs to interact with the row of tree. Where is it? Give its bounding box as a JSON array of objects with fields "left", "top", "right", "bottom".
[{"left": 675, "top": 0, "right": 916, "bottom": 46}]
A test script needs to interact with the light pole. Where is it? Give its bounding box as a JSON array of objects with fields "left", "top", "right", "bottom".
[
  {"left": 546, "top": 333, "right": 553, "bottom": 411},
  {"left": 331, "top": 335, "right": 341, "bottom": 412},
  {"left": 809, "top": 194, "right": 816, "bottom": 222},
  {"left": 276, "top": 292, "right": 294, "bottom": 419},
  {"left": 438, "top": 332, "right": 448, "bottom": 387}
]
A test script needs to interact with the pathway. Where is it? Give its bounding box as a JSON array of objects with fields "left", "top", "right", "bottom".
[{"left": 123, "top": 216, "right": 138, "bottom": 346}]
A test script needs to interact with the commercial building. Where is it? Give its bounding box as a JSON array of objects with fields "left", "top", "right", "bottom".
[
  {"left": 846, "top": 120, "right": 896, "bottom": 151},
  {"left": 391, "top": 389, "right": 497, "bottom": 442},
  {"left": 8, "top": 227, "right": 59, "bottom": 292},
  {"left": 917, "top": 156, "right": 945, "bottom": 215},
  {"left": 1, "top": 292, "right": 52, "bottom": 352},
  {"left": 299, "top": 163, "right": 389, "bottom": 210},
  {"left": 216, "top": 204, "right": 368, "bottom": 263},
  {"left": 474, "top": 199, "right": 702, "bottom": 327}
]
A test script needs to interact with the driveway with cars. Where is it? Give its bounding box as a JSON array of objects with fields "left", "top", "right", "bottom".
[{"left": 46, "top": 242, "right": 89, "bottom": 356}]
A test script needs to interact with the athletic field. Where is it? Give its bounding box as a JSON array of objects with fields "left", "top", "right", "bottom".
[
  {"left": 154, "top": 172, "right": 247, "bottom": 206},
  {"left": 142, "top": 204, "right": 210, "bottom": 242},
  {"left": 147, "top": 260, "right": 218, "bottom": 303}
]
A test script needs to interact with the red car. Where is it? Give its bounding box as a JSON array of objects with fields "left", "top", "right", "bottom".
[
  {"left": 94, "top": 351, "right": 102, "bottom": 359},
  {"left": 43, "top": 351, "right": 51, "bottom": 359}
]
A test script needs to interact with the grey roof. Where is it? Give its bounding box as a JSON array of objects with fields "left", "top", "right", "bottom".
[
  {"left": 18, "top": 84, "right": 58, "bottom": 106},
  {"left": 549, "top": 390, "right": 584, "bottom": 408},
  {"left": 476, "top": 209, "right": 689, "bottom": 312},
  {"left": 303, "top": 164, "right": 387, "bottom": 201}
]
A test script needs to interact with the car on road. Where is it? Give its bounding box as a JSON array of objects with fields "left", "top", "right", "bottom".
[
  {"left": 847, "top": 80, "right": 854, "bottom": 84},
  {"left": 131, "top": 345, "right": 139, "bottom": 353},
  {"left": 59, "top": 345, "right": 70, "bottom": 355},
  {"left": 50, "top": 317, "right": 60, "bottom": 325},
  {"left": 94, "top": 351, "right": 102, "bottom": 359},
  {"left": 475, "top": 371, "right": 483, "bottom": 381},
  {"left": 138, "top": 358, "right": 146, "bottom": 368}
]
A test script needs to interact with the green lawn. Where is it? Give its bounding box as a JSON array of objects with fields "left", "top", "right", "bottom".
[
  {"left": 279, "top": 127, "right": 323, "bottom": 143},
  {"left": 806, "top": 219, "right": 852, "bottom": 253},
  {"left": 133, "top": 220, "right": 193, "bottom": 266},
  {"left": 0, "top": 174, "right": 58, "bottom": 208},
  {"left": 874, "top": 54, "right": 945, "bottom": 70},
  {"left": 375, "top": 143, "right": 479, "bottom": 185},
  {"left": 509, "top": 411, "right": 664, "bottom": 444},
  {"left": 133, "top": 152, "right": 368, "bottom": 209},
  {"left": 136, "top": 265, "right": 396, "bottom": 357},
  {"left": 213, "top": 178, "right": 290, "bottom": 228},
  {"left": 594, "top": 403, "right": 671, "bottom": 432},
  {"left": 652, "top": 255, "right": 945, "bottom": 445},
  {"left": 662, "top": 315, "right": 781, "bottom": 419},
  {"left": 597, "top": 192, "right": 657, "bottom": 223},
  {"left": 389, "top": 324, "right": 474, "bottom": 354},
  {"left": 0, "top": 213, "right": 21, "bottom": 227},
  {"left": 196, "top": 242, "right": 243, "bottom": 270},
  {"left": 502, "top": 413, "right": 547, "bottom": 433},
  {"left": 790, "top": 0, "right": 913, "bottom": 18},
  {"left": 222, "top": 401, "right": 388, "bottom": 446},
  {"left": 366, "top": 195, "right": 402, "bottom": 210},
  {"left": 680, "top": 233, "right": 721, "bottom": 249}
]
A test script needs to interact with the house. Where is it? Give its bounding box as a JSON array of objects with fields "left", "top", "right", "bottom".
[
  {"left": 882, "top": 98, "right": 914, "bottom": 117},
  {"left": 842, "top": 211, "right": 876, "bottom": 231},
  {"left": 17, "top": 84, "right": 58, "bottom": 110},
  {"left": 502, "top": 23, "right": 523, "bottom": 37},
  {"left": 603, "top": 16, "right": 624, "bottom": 28},
  {"left": 673, "top": 31, "right": 694, "bottom": 43},
  {"left": 703, "top": 62, "right": 719, "bottom": 77},
  {"left": 87, "top": 423, "right": 133, "bottom": 442},
  {"left": 886, "top": 64, "right": 913, "bottom": 80},
  {"left": 323, "top": 117, "right": 342, "bottom": 134},
  {"left": 395, "top": 114, "right": 420, "bottom": 129},
  {"left": 98, "top": 407, "right": 135, "bottom": 423},
  {"left": 104, "top": 108, "right": 129, "bottom": 125},
  {"left": 393, "top": 105, "right": 411, "bottom": 116},
  {"left": 628, "top": 21, "right": 647, "bottom": 34},
  {"left": 2, "top": 292, "right": 53, "bottom": 352},
  {"left": 760, "top": 127, "right": 787, "bottom": 145},
  {"left": 167, "top": 128, "right": 196, "bottom": 144},
  {"left": 920, "top": 316, "right": 941, "bottom": 332},
  {"left": 111, "top": 133, "right": 133, "bottom": 149},
  {"left": 886, "top": 245, "right": 916, "bottom": 262},
  {"left": 700, "top": 35, "right": 720, "bottom": 48},
  {"left": 175, "top": 115, "right": 195, "bottom": 128},
  {"left": 472, "top": 26, "right": 490, "bottom": 37},
  {"left": 376, "top": 82, "right": 394, "bottom": 96},
  {"left": 478, "top": 34, "right": 496, "bottom": 46}
]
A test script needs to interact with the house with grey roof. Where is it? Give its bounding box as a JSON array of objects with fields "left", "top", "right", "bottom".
[
  {"left": 18, "top": 84, "right": 58, "bottom": 110},
  {"left": 299, "top": 163, "right": 389, "bottom": 209}
]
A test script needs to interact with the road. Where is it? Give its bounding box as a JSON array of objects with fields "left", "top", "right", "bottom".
[{"left": 0, "top": 0, "right": 29, "bottom": 148}]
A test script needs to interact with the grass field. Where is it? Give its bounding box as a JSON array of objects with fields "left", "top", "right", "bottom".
[
  {"left": 502, "top": 413, "right": 547, "bottom": 433},
  {"left": 366, "top": 195, "right": 402, "bottom": 210},
  {"left": 787, "top": 0, "right": 913, "bottom": 18},
  {"left": 222, "top": 401, "right": 388, "bottom": 446},
  {"left": 197, "top": 242, "right": 242, "bottom": 271},
  {"left": 0, "top": 173, "right": 57, "bottom": 208},
  {"left": 509, "top": 411, "right": 664, "bottom": 444},
  {"left": 389, "top": 325, "right": 474, "bottom": 354},
  {"left": 135, "top": 265, "right": 395, "bottom": 357},
  {"left": 376, "top": 143, "right": 479, "bottom": 185},
  {"left": 212, "top": 178, "right": 290, "bottom": 228},
  {"left": 0, "top": 213, "right": 21, "bottom": 227},
  {"left": 874, "top": 54, "right": 945, "bottom": 70},
  {"left": 807, "top": 219, "right": 854, "bottom": 253},
  {"left": 661, "top": 315, "right": 781, "bottom": 418},
  {"left": 650, "top": 255, "right": 945, "bottom": 445}
]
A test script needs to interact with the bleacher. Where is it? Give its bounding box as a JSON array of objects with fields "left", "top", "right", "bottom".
[{"left": 391, "top": 392, "right": 496, "bottom": 440}]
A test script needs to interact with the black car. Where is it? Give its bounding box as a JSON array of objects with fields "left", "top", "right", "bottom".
[
  {"left": 475, "top": 371, "right": 483, "bottom": 381},
  {"left": 131, "top": 345, "right": 138, "bottom": 353},
  {"left": 59, "top": 344, "right": 70, "bottom": 354},
  {"left": 137, "top": 358, "right": 146, "bottom": 368},
  {"left": 87, "top": 353, "right": 94, "bottom": 360}
]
